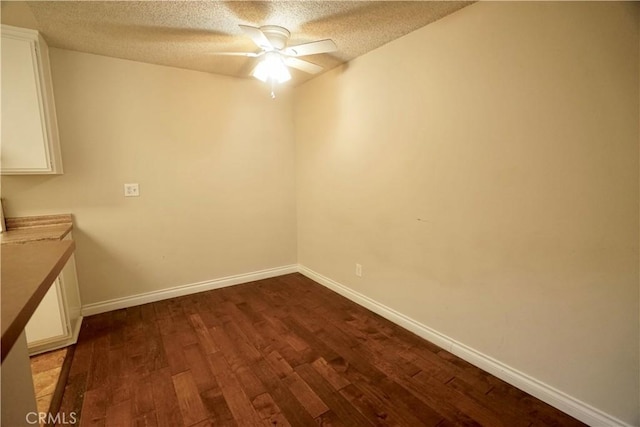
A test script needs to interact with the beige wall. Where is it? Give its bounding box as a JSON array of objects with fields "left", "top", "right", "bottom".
[
  {"left": 295, "top": 2, "right": 639, "bottom": 424},
  {"left": 2, "top": 49, "right": 297, "bottom": 305}
]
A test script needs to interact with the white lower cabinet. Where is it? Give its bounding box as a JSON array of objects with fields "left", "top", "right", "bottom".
[
  {"left": 25, "top": 278, "right": 67, "bottom": 344},
  {"left": 25, "top": 234, "right": 82, "bottom": 355}
]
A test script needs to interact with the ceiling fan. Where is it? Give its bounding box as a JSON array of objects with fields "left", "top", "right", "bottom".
[{"left": 212, "top": 25, "right": 337, "bottom": 97}]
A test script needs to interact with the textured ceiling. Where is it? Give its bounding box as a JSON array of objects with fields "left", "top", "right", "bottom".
[{"left": 2, "top": 1, "right": 471, "bottom": 85}]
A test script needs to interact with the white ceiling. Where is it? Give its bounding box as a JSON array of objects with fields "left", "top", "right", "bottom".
[{"left": 1, "top": 1, "right": 472, "bottom": 85}]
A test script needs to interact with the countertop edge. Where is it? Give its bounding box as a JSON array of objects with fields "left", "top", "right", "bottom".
[{"left": 1, "top": 223, "right": 73, "bottom": 245}]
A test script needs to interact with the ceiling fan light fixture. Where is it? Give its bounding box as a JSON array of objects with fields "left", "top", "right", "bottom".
[{"left": 252, "top": 52, "right": 291, "bottom": 84}]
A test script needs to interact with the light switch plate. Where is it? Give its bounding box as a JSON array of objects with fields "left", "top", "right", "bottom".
[{"left": 124, "top": 183, "right": 139, "bottom": 197}]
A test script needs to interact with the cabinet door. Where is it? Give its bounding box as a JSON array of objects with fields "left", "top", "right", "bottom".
[
  {"left": 24, "top": 278, "right": 68, "bottom": 345},
  {"left": 1, "top": 25, "right": 62, "bottom": 174},
  {"left": 1, "top": 35, "right": 51, "bottom": 171}
]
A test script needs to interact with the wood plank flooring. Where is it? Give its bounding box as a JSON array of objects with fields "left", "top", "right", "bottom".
[
  {"left": 31, "top": 348, "right": 67, "bottom": 421},
  {"left": 57, "top": 273, "right": 585, "bottom": 426}
]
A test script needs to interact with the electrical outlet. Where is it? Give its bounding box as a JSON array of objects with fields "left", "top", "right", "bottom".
[
  {"left": 124, "top": 183, "right": 140, "bottom": 197},
  {"left": 355, "top": 263, "right": 362, "bottom": 277}
]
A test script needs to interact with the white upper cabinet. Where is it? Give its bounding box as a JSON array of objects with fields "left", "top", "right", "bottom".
[{"left": 1, "top": 25, "right": 63, "bottom": 174}]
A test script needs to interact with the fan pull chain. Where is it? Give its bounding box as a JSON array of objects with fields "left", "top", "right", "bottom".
[{"left": 270, "top": 78, "right": 276, "bottom": 99}]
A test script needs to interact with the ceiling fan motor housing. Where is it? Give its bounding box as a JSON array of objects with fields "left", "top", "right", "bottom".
[
  {"left": 260, "top": 25, "right": 291, "bottom": 50},
  {"left": 212, "top": 24, "right": 335, "bottom": 79}
]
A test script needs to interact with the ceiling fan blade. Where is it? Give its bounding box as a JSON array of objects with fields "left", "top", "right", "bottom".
[
  {"left": 284, "top": 57, "right": 323, "bottom": 75},
  {"left": 283, "top": 39, "right": 337, "bottom": 57},
  {"left": 209, "top": 52, "right": 261, "bottom": 58},
  {"left": 239, "top": 25, "right": 273, "bottom": 50}
]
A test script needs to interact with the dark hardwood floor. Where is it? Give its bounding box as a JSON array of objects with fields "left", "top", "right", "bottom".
[{"left": 57, "top": 273, "right": 585, "bottom": 426}]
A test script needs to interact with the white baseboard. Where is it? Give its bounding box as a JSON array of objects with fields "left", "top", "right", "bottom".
[
  {"left": 81, "top": 265, "right": 298, "bottom": 316},
  {"left": 298, "top": 265, "right": 632, "bottom": 427}
]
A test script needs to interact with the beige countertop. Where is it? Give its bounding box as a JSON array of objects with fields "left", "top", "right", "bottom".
[
  {"left": 0, "top": 214, "right": 76, "bottom": 362},
  {"left": 1, "top": 214, "right": 73, "bottom": 245}
]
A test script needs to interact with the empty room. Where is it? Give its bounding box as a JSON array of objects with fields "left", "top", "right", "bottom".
[{"left": 0, "top": 1, "right": 638, "bottom": 426}]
